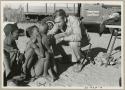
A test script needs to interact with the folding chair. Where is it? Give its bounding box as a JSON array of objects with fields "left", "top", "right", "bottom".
[
  {"left": 82, "top": 29, "right": 95, "bottom": 63},
  {"left": 75, "top": 29, "right": 95, "bottom": 72}
]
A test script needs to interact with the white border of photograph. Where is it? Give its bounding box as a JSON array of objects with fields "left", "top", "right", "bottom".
[{"left": 1, "top": 1, "right": 124, "bottom": 89}]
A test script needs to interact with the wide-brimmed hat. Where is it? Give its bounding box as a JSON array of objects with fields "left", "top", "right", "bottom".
[{"left": 4, "top": 23, "right": 19, "bottom": 36}]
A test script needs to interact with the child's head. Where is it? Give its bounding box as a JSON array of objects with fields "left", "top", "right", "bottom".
[
  {"left": 4, "top": 23, "right": 19, "bottom": 40},
  {"left": 39, "top": 22, "right": 48, "bottom": 34},
  {"left": 26, "top": 25, "right": 39, "bottom": 38}
]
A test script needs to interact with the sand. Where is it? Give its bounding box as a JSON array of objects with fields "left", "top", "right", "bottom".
[{"left": 6, "top": 23, "right": 122, "bottom": 88}]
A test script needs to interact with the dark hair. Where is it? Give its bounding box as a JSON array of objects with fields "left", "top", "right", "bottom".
[
  {"left": 26, "top": 25, "right": 39, "bottom": 37},
  {"left": 4, "top": 23, "right": 19, "bottom": 36},
  {"left": 53, "top": 9, "right": 66, "bottom": 19}
]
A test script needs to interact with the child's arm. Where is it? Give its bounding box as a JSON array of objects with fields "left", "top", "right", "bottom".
[
  {"left": 25, "top": 41, "right": 32, "bottom": 52},
  {"left": 36, "top": 35, "right": 45, "bottom": 57},
  {"left": 42, "top": 36, "right": 52, "bottom": 53},
  {"left": 30, "top": 41, "right": 44, "bottom": 58}
]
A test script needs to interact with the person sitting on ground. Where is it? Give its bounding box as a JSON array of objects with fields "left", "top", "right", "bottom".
[
  {"left": 22, "top": 25, "right": 44, "bottom": 80},
  {"left": 23, "top": 25, "right": 57, "bottom": 82},
  {"left": 4, "top": 23, "right": 24, "bottom": 85}
]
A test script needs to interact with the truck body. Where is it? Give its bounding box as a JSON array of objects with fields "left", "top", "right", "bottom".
[{"left": 24, "top": 3, "right": 121, "bottom": 23}]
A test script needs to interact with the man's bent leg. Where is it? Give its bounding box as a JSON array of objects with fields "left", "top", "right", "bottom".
[
  {"left": 69, "top": 42, "right": 83, "bottom": 72},
  {"left": 69, "top": 42, "right": 82, "bottom": 62}
]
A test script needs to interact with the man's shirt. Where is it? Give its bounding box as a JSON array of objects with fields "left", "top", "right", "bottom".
[{"left": 48, "top": 15, "right": 85, "bottom": 42}]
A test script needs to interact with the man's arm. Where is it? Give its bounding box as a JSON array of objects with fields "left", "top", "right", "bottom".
[{"left": 54, "top": 32, "right": 67, "bottom": 40}]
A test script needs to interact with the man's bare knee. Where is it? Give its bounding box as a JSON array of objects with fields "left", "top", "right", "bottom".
[{"left": 69, "top": 42, "right": 81, "bottom": 60}]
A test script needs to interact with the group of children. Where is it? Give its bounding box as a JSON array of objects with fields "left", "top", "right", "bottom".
[{"left": 4, "top": 22, "right": 58, "bottom": 86}]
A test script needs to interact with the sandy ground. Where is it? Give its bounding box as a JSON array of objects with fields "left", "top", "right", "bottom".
[
  {"left": 3, "top": 22, "right": 121, "bottom": 87},
  {"left": 15, "top": 31, "right": 122, "bottom": 88}
]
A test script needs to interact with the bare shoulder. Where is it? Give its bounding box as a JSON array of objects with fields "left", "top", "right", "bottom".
[{"left": 4, "top": 36, "right": 12, "bottom": 45}]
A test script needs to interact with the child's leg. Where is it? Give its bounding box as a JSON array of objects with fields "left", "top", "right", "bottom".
[
  {"left": 43, "top": 52, "right": 50, "bottom": 77},
  {"left": 23, "top": 48, "right": 34, "bottom": 74},
  {"left": 32, "top": 58, "right": 44, "bottom": 78},
  {"left": 42, "top": 52, "right": 57, "bottom": 82},
  {"left": 48, "top": 68, "right": 58, "bottom": 82},
  {"left": 48, "top": 56, "right": 58, "bottom": 82}
]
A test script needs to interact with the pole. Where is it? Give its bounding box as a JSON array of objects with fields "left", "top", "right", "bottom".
[
  {"left": 54, "top": 3, "right": 56, "bottom": 12},
  {"left": 77, "top": 3, "right": 81, "bottom": 17},
  {"left": 107, "top": 30, "right": 114, "bottom": 52},
  {"left": 27, "top": 3, "right": 29, "bottom": 12},
  {"left": 106, "top": 29, "right": 118, "bottom": 67},
  {"left": 108, "top": 30, "right": 118, "bottom": 56},
  {"left": 74, "top": 4, "right": 75, "bottom": 14},
  {"left": 46, "top": 3, "right": 47, "bottom": 14}
]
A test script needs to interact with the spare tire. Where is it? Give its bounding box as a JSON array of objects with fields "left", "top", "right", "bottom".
[{"left": 42, "top": 16, "right": 54, "bottom": 31}]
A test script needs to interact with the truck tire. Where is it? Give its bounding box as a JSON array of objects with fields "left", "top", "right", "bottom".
[{"left": 42, "top": 16, "right": 54, "bottom": 31}]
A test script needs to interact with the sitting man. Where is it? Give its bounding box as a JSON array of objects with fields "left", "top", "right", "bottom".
[{"left": 48, "top": 9, "right": 87, "bottom": 72}]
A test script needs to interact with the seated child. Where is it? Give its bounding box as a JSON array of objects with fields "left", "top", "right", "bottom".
[
  {"left": 22, "top": 25, "right": 44, "bottom": 79},
  {"left": 3, "top": 23, "right": 24, "bottom": 83},
  {"left": 23, "top": 25, "right": 57, "bottom": 82}
]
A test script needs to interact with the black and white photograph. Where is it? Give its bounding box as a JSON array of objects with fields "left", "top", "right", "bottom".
[{"left": 1, "top": 1, "right": 123, "bottom": 89}]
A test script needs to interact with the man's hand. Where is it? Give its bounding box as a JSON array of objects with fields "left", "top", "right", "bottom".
[
  {"left": 54, "top": 33, "right": 66, "bottom": 40},
  {"left": 60, "top": 37, "right": 64, "bottom": 41},
  {"left": 56, "top": 37, "right": 64, "bottom": 44}
]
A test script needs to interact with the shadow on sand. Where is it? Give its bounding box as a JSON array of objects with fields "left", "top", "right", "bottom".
[
  {"left": 55, "top": 47, "right": 107, "bottom": 76},
  {"left": 55, "top": 55, "right": 76, "bottom": 76},
  {"left": 89, "top": 47, "right": 107, "bottom": 58}
]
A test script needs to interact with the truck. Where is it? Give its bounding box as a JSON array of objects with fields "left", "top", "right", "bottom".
[
  {"left": 4, "top": 3, "right": 121, "bottom": 32},
  {"left": 24, "top": 3, "right": 121, "bottom": 32}
]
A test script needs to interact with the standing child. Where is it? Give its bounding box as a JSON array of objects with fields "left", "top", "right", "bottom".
[{"left": 38, "top": 22, "right": 58, "bottom": 81}]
